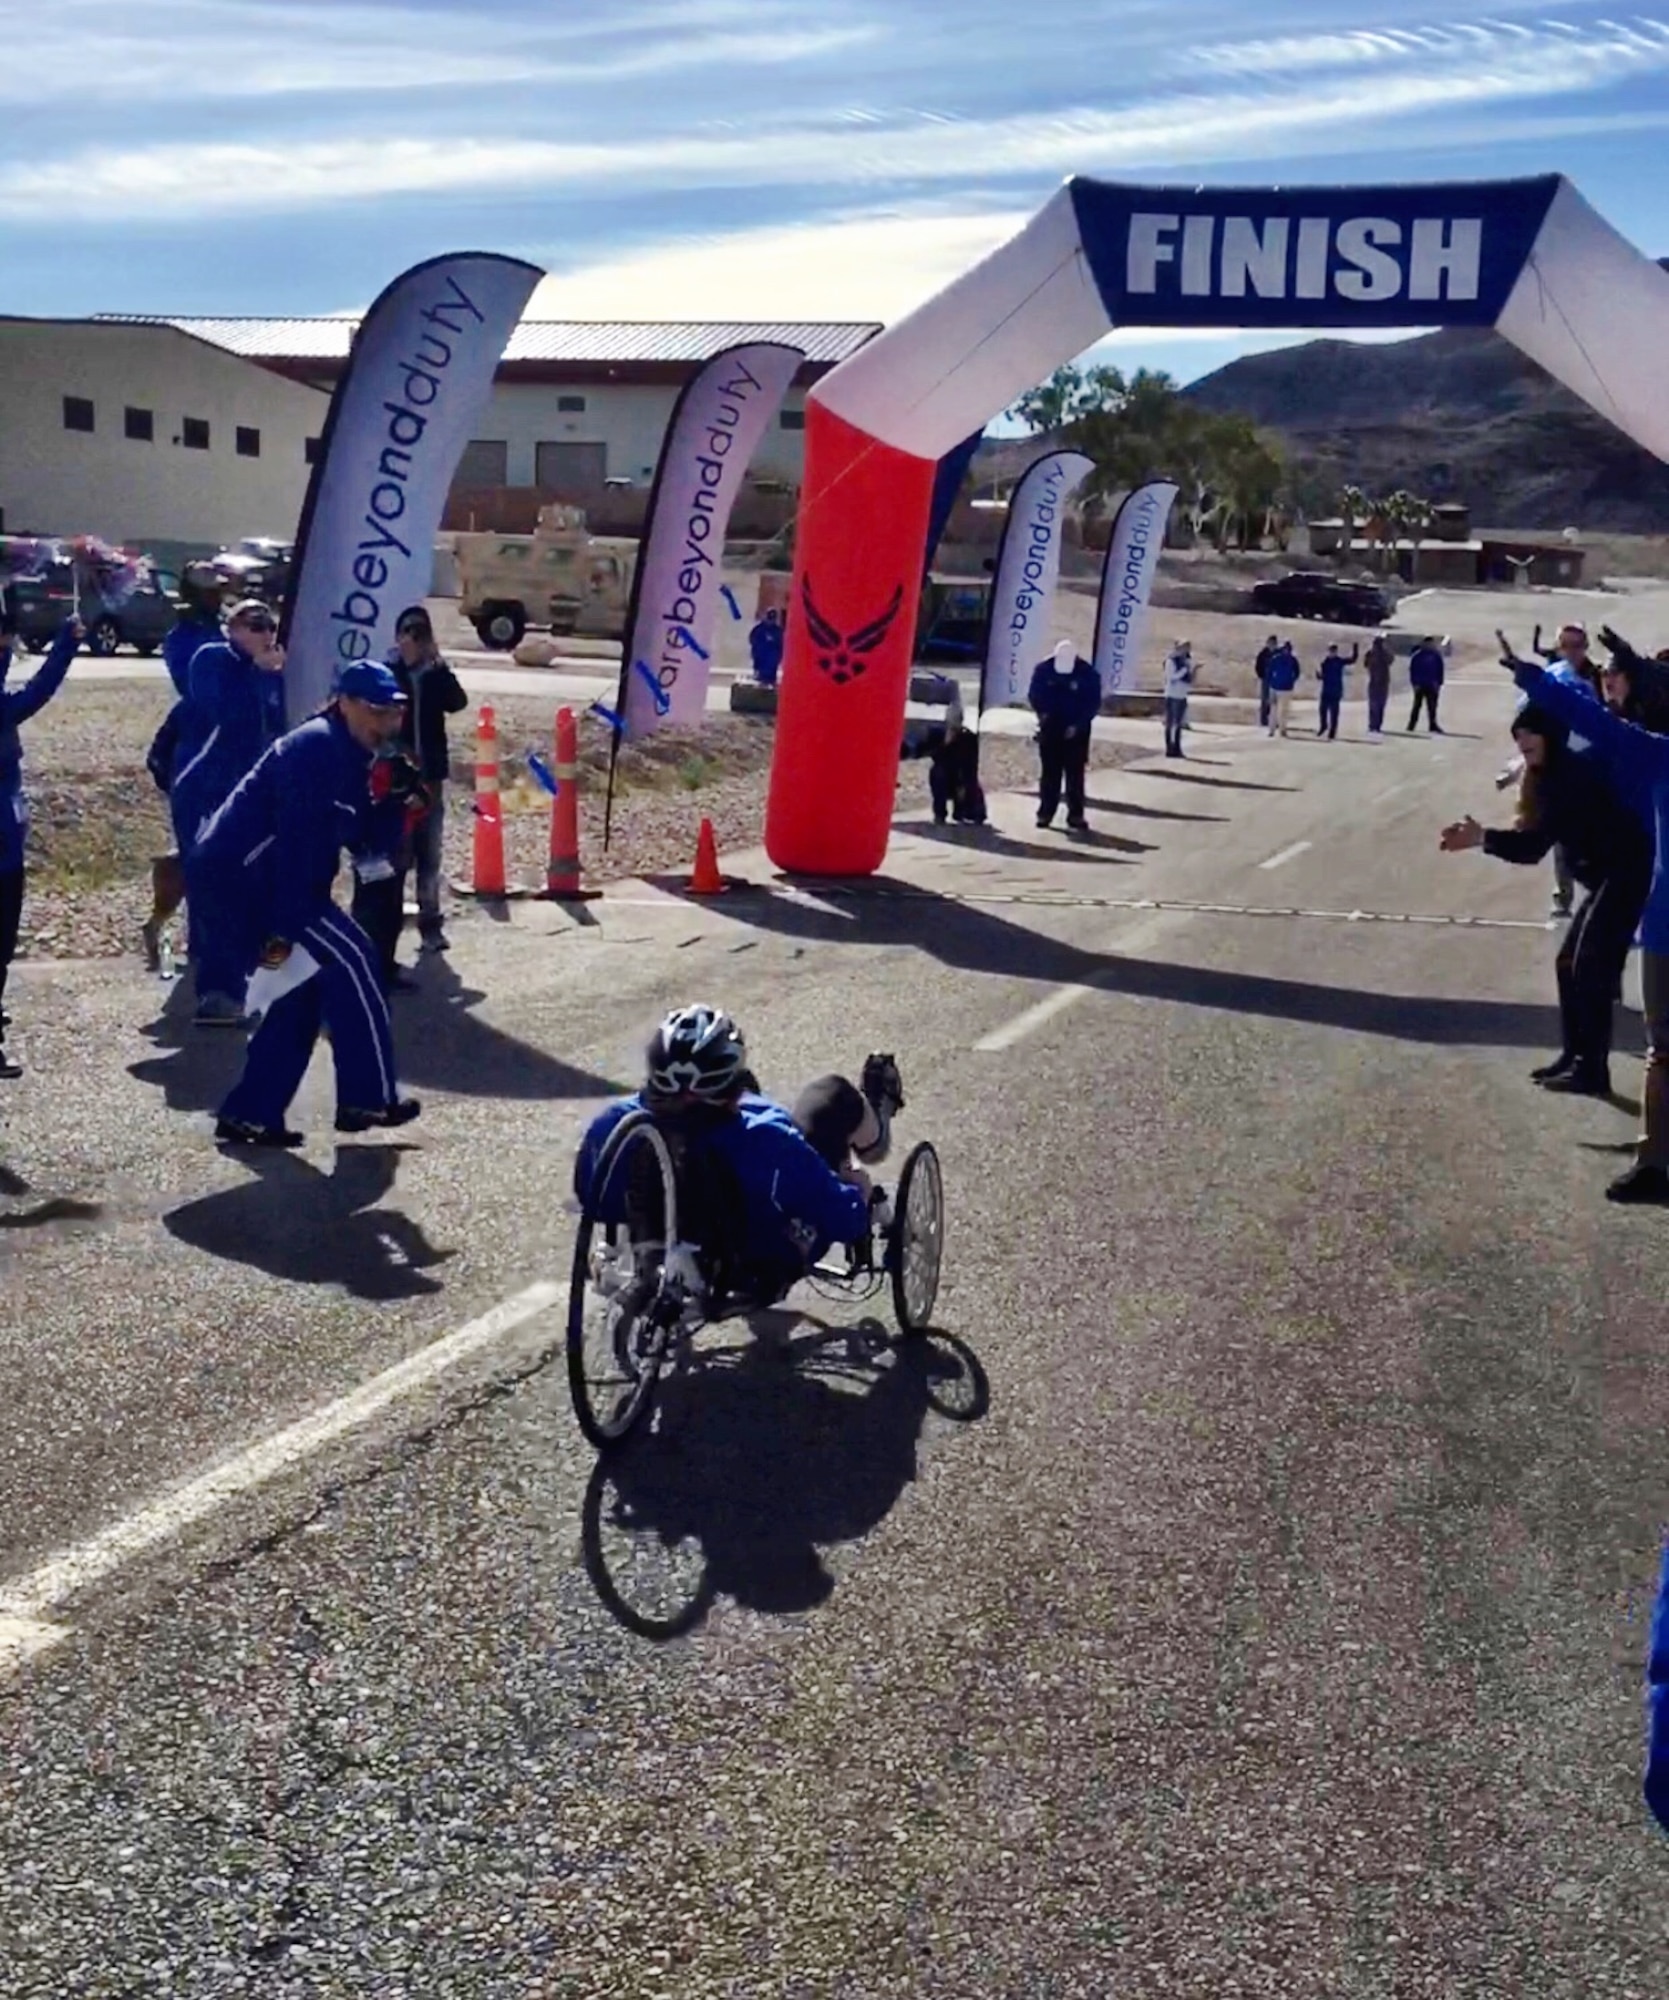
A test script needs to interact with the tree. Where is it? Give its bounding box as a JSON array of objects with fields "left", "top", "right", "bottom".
[
  {"left": 1009, "top": 362, "right": 1127, "bottom": 435},
  {"left": 1339, "top": 484, "right": 1366, "bottom": 554}
]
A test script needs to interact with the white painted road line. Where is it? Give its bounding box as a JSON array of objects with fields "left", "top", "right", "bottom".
[
  {"left": 974, "top": 911, "right": 1188, "bottom": 1052},
  {"left": 1258, "top": 840, "right": 1314, "bottom": 872},
  {"left": 0, "top": 1280, "right": 565, "bottom": 1676},
  {"left": 1372, "top": 783, "right": 1408, "bottom": 804},
  {"left": 976, "top": 981, "right": 1096, "bottom": 1052}
]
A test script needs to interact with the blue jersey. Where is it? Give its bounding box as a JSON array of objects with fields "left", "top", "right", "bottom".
[{"left": 575, "top": 1091, "right": 869, "bottom": 1267}]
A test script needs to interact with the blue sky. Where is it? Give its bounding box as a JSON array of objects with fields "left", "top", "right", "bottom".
[{"left": 2, "top": 0, "right": 1667, "bottom": 388}]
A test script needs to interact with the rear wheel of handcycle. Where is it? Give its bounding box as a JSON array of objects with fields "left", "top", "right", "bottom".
[
  {"left": 567, "top": 1111, "right": 681, "bottom": 1449},
  {"left": 888, "top": 1141, "right": 944, "bottom": 1337}
]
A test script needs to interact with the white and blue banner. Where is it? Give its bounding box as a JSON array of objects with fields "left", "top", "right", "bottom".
[
  {"left": 280, "top": 252, "right": 543, "bottom": 725},
  {"left": 1092, "top": 480, "right": 1177, "bottom": 695},
  {"left": 979, "top": 448, "right": 1094, "bottom": 710},
  {"left": 618, "top": 341, "right": 803, "bottom": 738},
  {"left": 812, "top": 173, "right": 1669, "bottom": 470}
]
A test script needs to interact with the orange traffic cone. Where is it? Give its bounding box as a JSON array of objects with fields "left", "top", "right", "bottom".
[
  {"left": 471, "top": 704, "right": 507, "bottom": 898},
  {"left": 688, "top": 817, "right": 727, "bottom": 896}
]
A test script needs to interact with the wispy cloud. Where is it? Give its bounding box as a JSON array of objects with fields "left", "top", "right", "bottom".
[{"left": 5, "top": 11, "right": 1665, "bottom": 221}]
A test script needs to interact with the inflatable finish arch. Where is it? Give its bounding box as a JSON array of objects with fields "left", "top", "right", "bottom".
[{"left": 766, "top": 173, "right": 1669, "bottom": 876}]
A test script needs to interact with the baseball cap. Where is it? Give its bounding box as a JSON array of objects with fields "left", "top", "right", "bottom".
[{"left": 337, "top": 659, "right": 408, "bottom": 706}]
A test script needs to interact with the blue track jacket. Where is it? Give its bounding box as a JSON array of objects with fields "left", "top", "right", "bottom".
[
  {"left": 194, "top": 710, "right": 401, "bottom": 963},
  {"left": 0, "top": 622, "right": 79, "bottom": 873},
  {"left": 161, "top": 614, "right": 222, "bottom": 701},
  {"left": 1265, "top": 647, "right": 1300, "bottom": 693},
  {"left": 170, "top": 637, "right": 285, "bottom": 838},
  {"left": 1514, "top": 663, "right": 1669, "bottom": 951},
  {"left": 576, "top": 1092, "right": 870, "bottom": 1266}
]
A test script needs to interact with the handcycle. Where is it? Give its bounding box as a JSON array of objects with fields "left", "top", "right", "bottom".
[{"left": 566, "top": 1109, "right": 945, "bottom": 1450}]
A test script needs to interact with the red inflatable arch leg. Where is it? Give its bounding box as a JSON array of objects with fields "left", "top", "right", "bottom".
[{"left": 764, "top": 403, "right": 934, "bottom": 878}]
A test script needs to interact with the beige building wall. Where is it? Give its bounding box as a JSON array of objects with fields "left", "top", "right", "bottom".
[
  {"left": 477, "top": 379, "right": 808, "bottom": 489},
  {"left": 0, "top": 321, "right": 328, "bottom": 547}
]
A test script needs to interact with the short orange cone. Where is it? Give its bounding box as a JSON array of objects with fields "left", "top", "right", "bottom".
[{"left": 688, "top": 817, "right": 727, "bottom": 896}]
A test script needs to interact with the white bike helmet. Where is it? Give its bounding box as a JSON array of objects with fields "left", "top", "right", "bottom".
[{"left": 645, "top": 1004, "right": 749, "bottom": 1104}]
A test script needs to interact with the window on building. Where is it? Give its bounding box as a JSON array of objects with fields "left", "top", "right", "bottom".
[
  {"left": 124, "top": 406, "right": 154, "bottom": 442},
  {"left": 305, "top": 436, "right": 321, "bottom": 465},
  {"left": 63, "top": 396, "right": 95, "bottom": 434},
  {"left": 780, "top": 407, "right": 806, "bottom": 430},
  {"left": 182, "top": 417, "right": 210, "bottom": 451},
  {"left": 557, "top": 394, "right": 587, "bottom": 413},
  {"left": 236, "top": 426, "right": 261, "bottom": 458}
]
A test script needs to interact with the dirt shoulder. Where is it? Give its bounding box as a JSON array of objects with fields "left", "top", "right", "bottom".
[{"left": 13, "top": 687, "right": 1145, "bottom": 963}]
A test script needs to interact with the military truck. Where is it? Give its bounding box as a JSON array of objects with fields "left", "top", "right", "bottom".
[{"left": 454, "top": 504, "right": 638, "bottom": 650}]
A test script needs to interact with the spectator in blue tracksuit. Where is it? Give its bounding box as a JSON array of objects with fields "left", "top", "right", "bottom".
[
  {"left": 1264, "top": 640, "right": 1300, "bottom": 736},
  {"left": 1506, "top": 644, "right": 1669, "bottom": 1203},
  {"left": 1316, "top": 641, "right": 1358, "bottom": 741},
  {"left": 195, "top": 660, "right": 421, "bottom": 1148},
  {"left": 171, "top": 599, "right": 287, "bottom": 1024},
  {"left": 0, "top": 610, "right": 81, "bottom": 1080},
  {"left": 1407, "top": 638, "right": 1446, "bottom": 734},
  {"left": 1029, "top": 640, "right": 1101, "bottom": 831},
  {"left": 748, "top": 609, "right": 784, "bottom": 689},
  {"left": 161, "top": 562, "right": 227, "bottom": 700}
]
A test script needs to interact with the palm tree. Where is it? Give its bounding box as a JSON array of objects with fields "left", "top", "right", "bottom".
[{"left": 1338, "top": 484, "right": 1366, "bottom": 559}]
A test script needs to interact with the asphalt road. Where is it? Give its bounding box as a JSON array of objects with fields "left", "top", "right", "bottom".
[{"left": 2, "top": 681, "right": 1666, "bottom": 1996}]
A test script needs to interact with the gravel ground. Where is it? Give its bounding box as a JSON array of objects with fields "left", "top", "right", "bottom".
[{"left": 11, "top": 686, "right": 1143, "bottom": 963}]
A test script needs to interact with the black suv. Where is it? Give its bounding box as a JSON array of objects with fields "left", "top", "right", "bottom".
[
  {"left": 1249, "top": 571, "right": 1389, "bottom": 626},
  {"left": 4, "top": 562, "right": 180, "bottom": 656}
]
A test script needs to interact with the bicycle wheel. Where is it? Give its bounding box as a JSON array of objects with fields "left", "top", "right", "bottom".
[
  {"left": 888, "top": 1141, "right": 944, "bottom": 1336},
  {"left": 567, "top": 1111, "right": 681, "bottom": 1448}
]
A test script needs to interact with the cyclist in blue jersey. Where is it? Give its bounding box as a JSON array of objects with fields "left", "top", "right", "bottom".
[{"left": 575, "top": 1005, "right": 906, "bottom": 1301}]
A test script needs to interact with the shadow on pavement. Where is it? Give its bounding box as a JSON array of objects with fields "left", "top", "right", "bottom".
[
  {"left": 163, "top": 1144, "right": 455, "bottom": 1301},
  {"left": 391, "top": 960, "right": 629, "bottom": 1102},
  {"left": 898, "top": 819, "right": 1149, "bottom": 862},
  {"left": 654, "top": 874, "right": 1564, "bottom": 1050},
  {"left": 581, "top": 1323, "right": 989, "bottom": 1640},
  {"left": 131, "top": 962, "right": 627, "bottom": 1113},
  {"left": 1126, "top": 768, "right": 1298, "bottom": 794},
  {"left": 1082, "top": 795, "right": 1228, "bottom": 825}
]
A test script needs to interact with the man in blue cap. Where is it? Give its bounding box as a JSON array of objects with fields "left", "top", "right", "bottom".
[{"left": 195, "top": 659, "right": 421, "bottom": 1147}]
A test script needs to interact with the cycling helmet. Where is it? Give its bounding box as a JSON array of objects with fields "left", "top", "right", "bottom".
[{"left": 645, "top": 1004, "right": 749, "bottom": 1104}]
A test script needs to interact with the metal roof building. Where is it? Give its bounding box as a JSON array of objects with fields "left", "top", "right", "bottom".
[{"left": 95, "top": 316, "right": 880, "bottom": 383}]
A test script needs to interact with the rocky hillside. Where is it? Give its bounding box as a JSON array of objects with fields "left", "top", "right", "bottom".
[{"left": 1184, "top": 316, "right": 1669, "bottom": 534}]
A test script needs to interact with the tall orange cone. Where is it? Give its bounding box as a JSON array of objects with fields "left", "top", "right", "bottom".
[
  {"left": 688, "top": 817, "right": 727, "bottom": 896},
  {"left": 472, "top": 704, "right": 507, "bottom": 897},
  {"left": 544, "top": 705, "right": 587, "bottom": 899}
]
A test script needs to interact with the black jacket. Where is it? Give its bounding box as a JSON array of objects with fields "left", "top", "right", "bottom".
[
  {"left": 390, "top": 650, "right": 469, "bottom": 781},
  {"left": 1483, "top": 748, "right": 1652, "bottom": 889}
]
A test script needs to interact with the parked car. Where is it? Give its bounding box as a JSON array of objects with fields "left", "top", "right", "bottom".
[
  {"left": 1249, "top": 571, "right": 1390, "bottom": 626},
  {"left": 5, "top": 561, "right": 180, "bottom": 656},
  {"left": 213, "top": 537, "right": 293, "bottom": 609}
]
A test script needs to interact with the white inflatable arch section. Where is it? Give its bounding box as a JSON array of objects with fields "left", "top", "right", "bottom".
[{"left": 766, "top": 175, "right": 1669, "bottom": 876}]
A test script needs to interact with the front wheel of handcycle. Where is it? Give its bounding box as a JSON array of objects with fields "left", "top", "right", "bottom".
[
  {"left": 888, "top": 1140, "right": 944, "bottom": 1336},
  {"left": 567, "top": 1110, "right": 682, "bottom": 1449}
]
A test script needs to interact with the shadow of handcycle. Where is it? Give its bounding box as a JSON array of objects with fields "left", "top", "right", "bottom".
[{"left": 579, "top": 1316, "right": 989, "bottom": 1641}]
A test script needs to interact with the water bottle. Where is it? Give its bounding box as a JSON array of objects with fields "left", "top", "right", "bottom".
[{"left": 158, "top": 929, "right": 176, "bottom": 981}]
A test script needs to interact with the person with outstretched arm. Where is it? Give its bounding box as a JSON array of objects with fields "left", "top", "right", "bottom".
[
  {"left": 1501, "top": 631, "right": 1669, "bottom": 1202},
  {"left": 1440, "top": 699, "right": 1649, "bottom": 1098},
  {"left": 0, "top": 610, "right": 82, "bottom": 1079}
]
